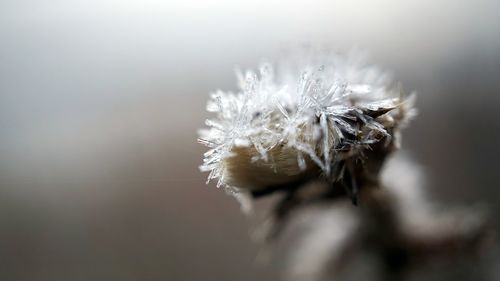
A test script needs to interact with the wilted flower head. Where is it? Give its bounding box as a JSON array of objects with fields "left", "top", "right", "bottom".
[
  {"left": 197, "top": 51, "right": 494, "bottom": 281},
  {"left": 199, "top": 50, "right": 415, "bottom": 203}
]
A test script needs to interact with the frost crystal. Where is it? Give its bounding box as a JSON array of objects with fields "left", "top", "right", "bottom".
[{"left": 199, "top": 51, "right": 415, "bottom": 194}]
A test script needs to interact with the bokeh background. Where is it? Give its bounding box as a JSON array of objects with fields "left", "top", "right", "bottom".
[{"left": 1, "top": 0, "right": 499, "bottom": 280}]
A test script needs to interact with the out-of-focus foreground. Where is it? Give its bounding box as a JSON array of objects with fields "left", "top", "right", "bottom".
[{"left": 1, "top": 1, "right": 499, "bottom": 280}]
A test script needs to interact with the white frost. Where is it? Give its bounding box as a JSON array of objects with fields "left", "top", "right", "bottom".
[{"left": 199, "top": 51, "right": 409, "bottom": 189}]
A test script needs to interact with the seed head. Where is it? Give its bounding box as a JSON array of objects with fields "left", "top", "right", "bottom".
[{"left": 198, "top": 51, "right": 416, "bottom": 202}]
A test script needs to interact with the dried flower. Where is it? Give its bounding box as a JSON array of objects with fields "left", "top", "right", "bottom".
[
  {"left": 197, "top": 50, "right": 493, "bottom": 280},
  {"left": 198, "top": 51, "right": 415, "bottom": 204}
]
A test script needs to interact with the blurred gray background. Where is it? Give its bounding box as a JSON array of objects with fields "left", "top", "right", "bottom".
[{"left": 1, "top": 0, "right": 499, "bottom": 280}]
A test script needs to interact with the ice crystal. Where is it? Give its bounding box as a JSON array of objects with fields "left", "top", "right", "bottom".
[{"left": 199, "top": 51, "right": 415, "bottom": 194}]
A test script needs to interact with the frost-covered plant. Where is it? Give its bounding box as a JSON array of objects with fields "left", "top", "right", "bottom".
[
  {"left": 199, "top": 51, "right": 415, "bottom": 204},
  {"left": 198, "top": 50, "right": 493, "bottom": 280}
]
